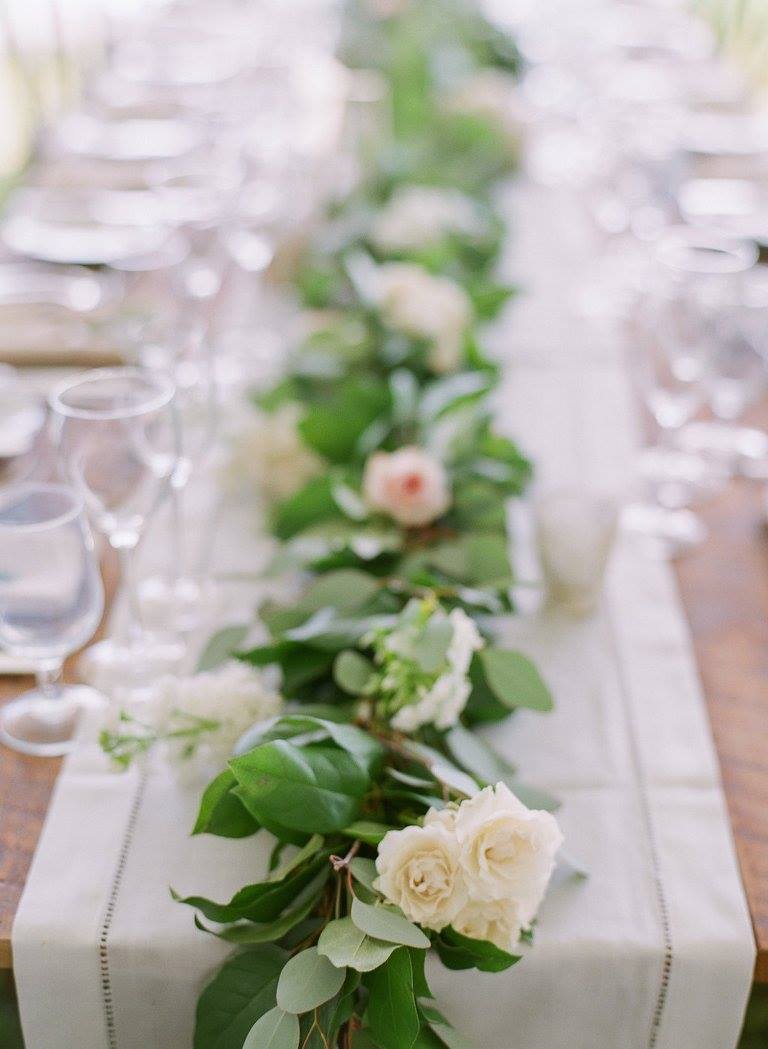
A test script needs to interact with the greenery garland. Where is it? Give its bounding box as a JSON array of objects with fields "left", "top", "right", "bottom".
[{"left": 103, "top": 3, "right": 565, "bottom": 1047}]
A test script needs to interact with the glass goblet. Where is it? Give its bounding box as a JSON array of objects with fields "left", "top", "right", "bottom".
[
  {"left": 0, "top": 483, "right": 105, "bottom": 756},
  {"left": 48, "top": 366, "right": 183, "bottom": 690}
]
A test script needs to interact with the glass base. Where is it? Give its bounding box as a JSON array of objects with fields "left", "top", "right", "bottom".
[
  {"left": 79, "top": 635, "right": 186, "bottom": 696},
  {"left": 0, "top": 685, "right": 105, "bottom": 757},
  {"left": 622, "top": 503, "right": 707, "bottom": 556},
  {"left": 137, "top": 575, "right": 215, "bottom": 634}
]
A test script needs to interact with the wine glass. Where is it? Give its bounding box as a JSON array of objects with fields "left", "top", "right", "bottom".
[
  {"left": 0, "top": 483, "right": 105, "bottom": 756},
  {"left": 48, "top": 366, "right": 183, "bottom": 689}
]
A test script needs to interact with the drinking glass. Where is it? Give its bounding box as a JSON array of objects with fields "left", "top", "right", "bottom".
[
  {"left": 48, "top": 367, "right": 183, "bottom": 688},
  {"left": 0, "top": 483, "right": 104, "bottom": 756}
]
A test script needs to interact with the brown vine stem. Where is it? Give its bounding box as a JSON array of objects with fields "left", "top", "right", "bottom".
[{"left": 330, "top": 840, "right": 360, "bottom": 872}]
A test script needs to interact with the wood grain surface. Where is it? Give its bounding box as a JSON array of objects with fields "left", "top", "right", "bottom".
[
  {"left": 0, "top": 473, "right": 767, "bottom": 981},
  {"left": 0, "top": 549, "right": 118, "bottom": 970}
]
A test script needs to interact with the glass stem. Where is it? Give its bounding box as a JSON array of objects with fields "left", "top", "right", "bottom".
[
  {"left": 36, "top": 659, "right": 64, "bottom": 702},
  {"left": 116, "top": 544, "right": 143, "bottom": 644}
]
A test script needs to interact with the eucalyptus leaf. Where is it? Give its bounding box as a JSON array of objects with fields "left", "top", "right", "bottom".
[
  {"left": 350, "top": 898, "right": 430, "bottom": 949},
  {"left": 276, "top": 947, "right": 346, "bottom": 1014},
  {"left": 349, "top": 857, "right": 379, "bottom": 893},
  {"left": 477, "top": 648, "right": 554, "bottom": 712},
  {"left": 334, "top": 650, "right": 376, "bottom": 695},
  {"left": 243, "top": 1007, "right": 300, "bottom": 1049},
  {"left": 318, "top": 918, "right": 399, "bottom": 972}
]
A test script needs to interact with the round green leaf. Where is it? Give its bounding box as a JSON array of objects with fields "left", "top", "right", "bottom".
[
  {"left": 478, "top": 648, "right": 554, "bottom": 712},
  {"left": 243, "top": 1007, "right": 300, "bottom": 1049},
  {"left": 350, "top": 898, "right": 430, "bottom": 949},
  {"left": 334, "top": 650, "right": 376, "bottom": 695},
  {"left": 276, "top": 947, "right": 347, "bottom": 1014},
  {"left": 318, "top": 918, "right": 399, "bottom": 972}
]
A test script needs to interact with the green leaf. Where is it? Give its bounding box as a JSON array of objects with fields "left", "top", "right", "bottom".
[
  {"left": 349, "top": 857, "right": 378, "bottom": 893},
  {"left": 269, "top": 834, "right": 326, "bottom": 882},
  {"left": 192, "top": 769, "right": 260, "bottom": 838},
  {"left": 405, "top": 741, "right": 478, "bottom": 797},
  {"left": 243, "top": 1007, "right": 300, "bottom": 1049},
  {"left": 445, "top": 725, "right": 516, "bottom": 784},
  {"left": 272, "top": 476, "right": 340, "bottom": 541},
  {"left": 350, "top": 898, "right": 430, "bottom": 949},
  {"left": 194, "top": 945, "right": 287, "bottom": 1049},
  {"left": 334, "top": 650, "right": 376, "bottom": 694},
  {"left": 196, "top": 624, "right": 250, "bottom": 672},
  {"left": 276, "top": 947, "right": 346, "bottom": 1014},
  {"left": 419, "top": 1005, "right": 473, "bottom": 1049},
  {"left": 318, "top": 918, "right": 399, "bottom": 972},
  {"left": 434, "top": 927, "right": 521, "bottom": 973},
  {"left": 299, "top": 380, "right": 390, "bottom": 463},
  {"left": 364, "top": 948, "right": 420, "bottom": 1049},
  {"left": 411, "top": 617, "right": 453, "bottom": 674},
  {"left": 477, "top": 649, "right": 554, "bottom": 712},
  {"left": 260, "top": 716, "right": 384, "bottom": 778},
  {"left": 195, "top": 879, "right": 322, "bottom": 944},
  {"left": 341, "top": 821, "right": 394, "bottom": 846},
  {"left": 300, "top": 570, "right": 381, "bottom": 616},
  {"left": 230, "top": 740, "right": 369, "bottom": 834},
  {"left": 420, "top": 372, "right": 493, "bottom": 421},
  {"left": 175, "top": 862, "right": 327, "bottom": 924}
]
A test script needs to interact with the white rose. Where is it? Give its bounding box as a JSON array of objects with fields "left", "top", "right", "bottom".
[
  {"left": 223, "top": 403, "right": 323, "bottom": 503},
  {"left": 446, "top": 69, "right": 524, "bottom": 152},
  {"left": 370, "top": 186, "right": 482, "bottom": 253},
  {"left": 451, "top": 897, "right": 524, "bottom": 953},
  {"left": 375, "top": 262, "right": 472, "bottom": 374},
  {"left": 363, "top": 446, "right": 451, "bottom": 527},
  {"left": 374, "top": 823, "right": 468, "bottom": 931},
  {"left": 455, "top": 783, "right": 563, "bottom": 926}
]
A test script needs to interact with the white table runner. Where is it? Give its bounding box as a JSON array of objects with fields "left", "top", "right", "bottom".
[{"left": 12, "top": 181, "right": 755, "bottom": 1049}]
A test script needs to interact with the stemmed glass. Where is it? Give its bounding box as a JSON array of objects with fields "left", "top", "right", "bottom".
[
  {"left": 0, "top": 483, "right": 105, "bottom": 756},
  {"left": 48, "top": 366, "right": 183, "bottom": 689}
]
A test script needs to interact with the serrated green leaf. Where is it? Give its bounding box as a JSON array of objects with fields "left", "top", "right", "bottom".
[
  {"left": 350, "top": 898, "right": 430, "bottom": 949},
  {"left": 276, "top": 947, "right": 346, "bottom": 1014}
]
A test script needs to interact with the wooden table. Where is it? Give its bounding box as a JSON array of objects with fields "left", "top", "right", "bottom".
[{"left": 1, "top": 471, "right": 767, "bottom": 980}]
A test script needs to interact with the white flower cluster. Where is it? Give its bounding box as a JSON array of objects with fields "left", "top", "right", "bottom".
[
  {"left": 375, "top": 262, "right": 473, "bottom": 373},
  {"left": 371, "top": 599, "right": 484, "bottom": 732},
  {"left": 149, "top": 663, "right": 283, "bottom": 776},
  {"left": 223, "top": 403, "right": 323, "bottom": 503},
  {"left": 362, "top": 445, "right": 451, "bottom": 527},
  {"left": 370, "top": 185, "right": 484, "bottom": 253},
  {"left": 375, "top": 783, "right": 563, "bottom": 951}
]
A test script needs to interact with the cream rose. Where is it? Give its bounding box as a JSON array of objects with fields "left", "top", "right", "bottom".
[
  {"left": 223, "top": 403, "right": 323, "bottom": 503},
  {"left": 370, "top": 186, "right": 482, "bottom": 253},
  {"left": 452, "top": 898, "right": 524, "bottom": 953},
  {"left": 362, "top": 446, "right": 451, "bottom": 527},
  {"left": 374, "top": 823, "right": 468, "bottom": 931},
  {"left": 454, "top": 783, "right": 563, "bottom": 925},
  {"left": 375, "top": 262, "right": 472, "bottom": 374}
]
